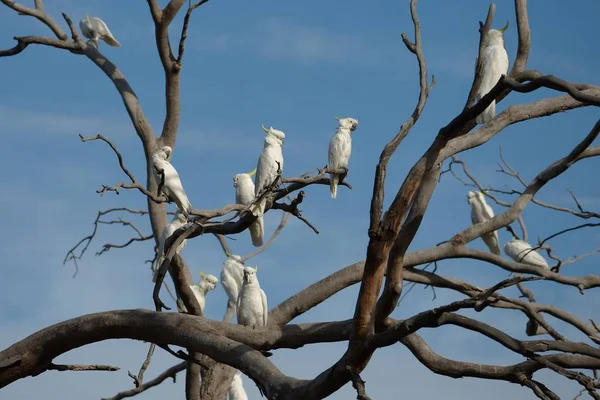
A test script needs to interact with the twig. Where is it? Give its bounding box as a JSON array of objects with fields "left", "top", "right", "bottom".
[
  {"left": 79, "top": 134, "right": 167, "bottom": 203},
  {"left": 175, "top": 0, "right": 211, "bottom": 67},
  {"left": 272, "top": 192, "right": 318, "bottom": 234},
  {"left": 127, "top": 344, "right": 156, "bottom": 387},
  {"left": 242, "top": 211, "right": 291, "bottom": 262},
  {"left": 64, "top": 208, "right": 160, "bottom": 277},
  {"left": 102, "top": 362, "right": 185, "bottom": 400},
  {"left": 213, "top": 234, "right": 232, "bottom": 257}
]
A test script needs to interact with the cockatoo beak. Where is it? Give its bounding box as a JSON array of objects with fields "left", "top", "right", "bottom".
[
  {"left": 261, "top": 125, "right": 270, "bottom": 133},
  {"left": 498, "top": 21, "right": 509, "bottom": 33},
  {"left": 247, "top": 168, "right": 257, "bottom": 177}
]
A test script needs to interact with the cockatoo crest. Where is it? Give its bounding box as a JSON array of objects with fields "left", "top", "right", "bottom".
[
  {"left": 233, "top": 168, "right": 256, "bottom": 187},
  {"left": 199, "top": 271, "right": 219, "bottom": 288},
  {"left": 243, "top": 266, "right": 258, "bottom": 284},
  {"left": 335, "top": 117, "right": 359, "bottom": 132},
  {"left": 261, "top": 125, "right": 285, "bottom": 145},
  {"left": 485, "top": 21, "right": 509, "bottom": 47}
]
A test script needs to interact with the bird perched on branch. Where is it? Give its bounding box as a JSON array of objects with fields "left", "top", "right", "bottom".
[
  {"left": 228, "top": 371, "right": 248, "bottom": 400},
  {"left": 221, "top": 254, "right": 245, "bottom": 315},
  {"left": 237, "top": 267, "right": 268, "bottom": 327},
  {"left": 190, "top": 272, "right": 219, "bottom": 314},
  {"left": 475, "top": 21, "right": 509, "bottom": 124},
  {"left": 328, "top": 117, "right": 359, "bottom": 199},
  {"left": 251, "top": 125, "right": 285, "bottom": 244},
  {"left": 234, "top": 169, "right": 264, "bottom": 247},
  {"left": 79, "top": 16, "right": 121, "bottom": 48},
  {"left": 151, "top": 146, "right": 193, "bottom": 218},
  {"left": 153, "top": 211, "right": 188, "bottom": 282},
  {"left": 467, "top": 191, "right": 500, "bottom": 255},
  {"left": 504, "top": 225, "right": 549, "bottom": 268}
]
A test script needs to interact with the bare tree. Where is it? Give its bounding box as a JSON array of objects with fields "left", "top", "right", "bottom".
[{"left": 1, "top": 0, "right": 600, "bottom": 399}]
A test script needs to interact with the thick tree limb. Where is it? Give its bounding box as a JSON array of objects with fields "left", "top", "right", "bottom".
[{"left": 353, "top": 1, "right": 434, "bottom": 374}]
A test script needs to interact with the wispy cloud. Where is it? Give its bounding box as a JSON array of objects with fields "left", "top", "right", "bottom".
[
  {"left": 252, "top": 18, "right": 372, "bottom": 63},
  {"left": 194, "top": 18, "right": 403, "bottom": 66},
  {"left": 0, "top": 106, "right": 132, "bottom": 137}
]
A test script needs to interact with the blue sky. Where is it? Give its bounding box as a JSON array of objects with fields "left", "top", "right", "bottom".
[{"left": 1, "top": 0, "right": 599, "bottom": 398}]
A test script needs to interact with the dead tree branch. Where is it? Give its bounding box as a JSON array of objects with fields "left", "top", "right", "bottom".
[
  {"left": 103, "top": 362, "right": 186, "bottom": 400},
  {"left": 47, "top": 363, "right": 119, "bottom": 372},
  {"left": 242, "top": 211, "right": 291, "bottom": 262},
  {"left": 64, "top": 208, "right": 160, "bottom": 277},
  {"left": 79, "top": 134, "right": 167, "bottom": 202}
]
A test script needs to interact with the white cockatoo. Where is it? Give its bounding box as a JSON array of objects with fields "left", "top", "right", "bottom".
[
  {"left": 79, "top": 16, "right": 121, "bottom": 47},
  {"left": 234, "top": 169, "right": 264, "bottom": 247},
  {"left": 475, "top": 21, "right": 510, "bottom": 124},
  {"left": 221, "top": 254, "right": 245, "bottom": 311},
  {"left": 190, "top": 272, "right": 219, "bottom": 314},
  {"left": 467, "top": 191, "right": 500, "bottom": 255},
  {"left": 152, "top": 211, "right": 188, "bottom": 282},
  {"left": 328, "top": 117, "right": 359, "bottom": 199},
  {"left": 504, "top": 226, "right": 549, "bottom": 268},
  {"left": 237, "top": 266, "right": 268, "bottom": 327},
  {"left": 151, "top": 146, "right": 193, "bottom": 218},
  {"left": 228, "top": 371, "right": 248, "bottom": 400},
  {"left": 251, "top": 125, "right": 285, "bottom": 229}
]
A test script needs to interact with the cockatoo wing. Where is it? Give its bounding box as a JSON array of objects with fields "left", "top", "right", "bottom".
[
  {"left": 229, "top": 380, "right": 248, "bottom": 400},
  {"left": 249, "top": 216, "right": 264, "bottom": 247},
  {"left": 328, "top": 131, "right": 352, "bottom": 199},
  {"left": 260, "top": 288, "right": 268, "bottom": 326},
  {"left": 158, "top": 162, "right": 193, "bottom": 217},
  {"left": 235, "top": 177, "right": 263, "bottom": 246},
  {"left": 221, "top": 266, "right": 241, "bottom": 306},
  {"left": 481, "top": 231, "right": 501, "bottom": 255},
  {"left": 476, "top": 45, "right": 509, "bottom": 123},
  {"left": 79, "top": 19, "right": 95, "bottom": 40},
  {"left": 190, "top": 285, "right": 206, "bottom": 313},
  {"left": 504, "top": 239, "right": 549, "bottom": 268},
  {"left": 92, "top": 17, "right": 121, "bottom": 47},
  {"left": 253, "top": 146, "right": 283, "bottom": 216},
  {"left": 235, "top": 177, "right": 255, "bottom": 205},
  {"left": 481, "top": 201, "right": 495, "bottom": 220}
]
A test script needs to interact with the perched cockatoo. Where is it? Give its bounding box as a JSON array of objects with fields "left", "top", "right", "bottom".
[
  {"left": 251, "top": 125, "right": 285, "bottom": 229},
  {"left": 228, "top": 371, "right": 248, "bottom": 400},
  {"left": 152, "top": 211, "right": 188, "bottom": 282},
  {"left": 237, "top": 266, "right": 268, "bottom": 327},
  {"left": 475, "top": 21, "right": 510, "bottom": 124},
  {"left": 504, "top": 226, "right": 549, "bottom": 268},
  {"left": 328, "top": 117, "right": 359, "bottom": 199},
  {"left": 190, "top": 272, "right": 219, "bottom": 314},
  {"left": 221, "top": 254, "right": 245, "bottom": 313},
  {"left": 467, "top": 191, "right": 500, "bottom": 255},
  {"left": 152, "top": 146, "right": 193, "bottom": 218},
  {"left": 234, "top": 169, "right": 264, "bottom": 247},
  {"left": 79, "top": 16, "right": 121, "bottom": 47}
]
